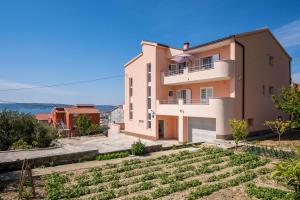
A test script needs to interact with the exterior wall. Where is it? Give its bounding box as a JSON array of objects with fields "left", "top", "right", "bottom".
[
  {"left": 236, "top": 31, "right": 290, "bottom": 132},
  {"left": 124, "top": 43, "right": 157, "bottom": 139},
  {"left": 192, "top": 45, "right": 231, "bottom": 60},
  {"left": 160, "top": 80, "right": 231, "bottom": 101},
  {"left": 156, "top": 115, "right": 178, "bottom": 139}
]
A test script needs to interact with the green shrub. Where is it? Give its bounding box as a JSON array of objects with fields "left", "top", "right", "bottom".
[
  {"left": 131, "top": 140, "right": 145, "bottom": 155},
  {"left": 0, "top": 110, "right": 57, "bottom": 151},
  {"left": 11, "top": 139, "right": 32, "bottom": 149},
  {"left": 96, "top": 151, "right": 129, "bottom": 160},
  {"left": 229, "top": 118, "right": 248, "bottom": 149},
  {"left": 246, "top": 182, "right": 295, "bottom": 200},
  {"left": 76, "top": 115, "right": 92, "bottom": 136}
]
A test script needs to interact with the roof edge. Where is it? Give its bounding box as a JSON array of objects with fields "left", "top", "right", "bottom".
[{"left": 124, "top": 52, "right": 143, "bottom": 67}]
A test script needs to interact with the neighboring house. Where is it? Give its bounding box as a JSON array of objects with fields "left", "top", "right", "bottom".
[
  {"left": 35, "top": 113, "right": 51, "bottom": 123},
  {"left": 109, "top": 105, "right": 124, "bottom": 124},
  {"left": 124, "top": 28, "right": 291, "bottom": 143},
  {"left": 50, "top": 104, "right": 100, "bottom": 131}
]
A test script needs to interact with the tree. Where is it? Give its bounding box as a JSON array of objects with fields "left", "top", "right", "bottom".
[
  {"left": 273, "top": 148, "right": 300, "bottom": 199},
  {"left": 264, "top": 119, "right": 291, "bottom": 146},
  {"left": 272, "top": 86, "right": 300, "bottom": 128},
  {"left": 76, "top": 115, "right": 92, "bottom": 135},
  {"left": 229, "top": 119, "right": 248, "bottom": 149},
  {"left": 0, "top": 109, "right": 56, "bottom": 150}
]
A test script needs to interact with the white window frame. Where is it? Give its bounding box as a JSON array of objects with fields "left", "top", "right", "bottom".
[{"left": 200, "top": 87, "right": 214, "bottom": 104}]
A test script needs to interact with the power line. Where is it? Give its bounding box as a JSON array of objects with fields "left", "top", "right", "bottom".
[{"left": 0, "top": 74, "right": 123, "bottom": 92}]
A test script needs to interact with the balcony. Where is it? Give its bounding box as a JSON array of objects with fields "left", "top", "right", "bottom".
[
  {"left": 156, "top": 97, "right": 235, "bottom": 119},
  {"left": 162, "top": 60, "right": 234, "bottom": 85}
]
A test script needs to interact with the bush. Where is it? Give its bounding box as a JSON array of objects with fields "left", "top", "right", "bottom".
[
  {"left": 0, "top": 110, "right": 57, "bottom": 151},
  {"left": 229, "top": 119, "right": 248, "bottom": 149},
  {"left": 131, "top": 140, "right": 146, "bottom": 155},
  {"left": 96, "top": 151, "right": 129, "bottom": 160},
  {"left": 11, "top": 139, "right": 33, "bottom": 150},
  {"left": 76, "top": 116, "right": 92, "bottom": 136},
  {"left": 272, "top": 149, "right": 300, "bottom": 199}
]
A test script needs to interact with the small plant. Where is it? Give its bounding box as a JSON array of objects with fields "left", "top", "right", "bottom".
[
  {"left": 246, "top": 182, "right": 294, "bottom": 200},
  {"left": 96, "top": 151, "right": 129, "bottom": 160},
  {"left": 131, "top": 140, "right": 145, "bottom": 155},
  {"left": 272, "top": 149, "right": 300, "bottom": 199},
  {"left": 229, "top": 119, "right": 248, "bottom": 149},
  {"left": 11, "top": 139, "right": 33, "bottom": 150},
  {"left": 264, "top": 119, "right": 291, "bottom": 146}
]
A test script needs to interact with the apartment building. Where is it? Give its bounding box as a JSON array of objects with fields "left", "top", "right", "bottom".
[{"left": 124, "top": 28, "right": 291, "bottom": 143}]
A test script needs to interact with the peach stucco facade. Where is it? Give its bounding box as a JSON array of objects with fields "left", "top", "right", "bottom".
[{"left": 124, "top": 28, "right": 291, "bottom": 143}]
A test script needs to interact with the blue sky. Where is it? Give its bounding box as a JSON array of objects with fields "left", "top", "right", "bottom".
[{"left": 0, "top": 0, "right": 300, "bottom": 105}]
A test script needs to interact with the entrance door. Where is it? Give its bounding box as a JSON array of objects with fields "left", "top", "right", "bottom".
[{"left": 158, "top": 120, "right": 164, "bottom": 138}]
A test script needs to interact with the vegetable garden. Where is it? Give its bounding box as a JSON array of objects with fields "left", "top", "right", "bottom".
[{"left": 1, "top": 146, "right": 295, "bottom": 200}]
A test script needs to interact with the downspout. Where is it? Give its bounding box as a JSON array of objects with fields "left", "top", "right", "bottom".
[{"left": 234, "top": 37, "right": 245, "bottom": 119}]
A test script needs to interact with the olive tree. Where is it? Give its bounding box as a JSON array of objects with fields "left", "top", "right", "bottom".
[
  {"left": 76, "top": 115, "right": 92, "bottom": 136},
  {"left": 264, "top": 119, "right": 291, "bottom": 146},
  {"left": 272, "top": 86, "right": 300, "bottom": 128},
  {"left": 229, "top": 119, "right": 248, "bottom": 149}
]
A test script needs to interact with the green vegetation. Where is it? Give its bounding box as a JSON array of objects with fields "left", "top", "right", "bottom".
[
  {"left": 131, "top": 140, "right": 145, "bottom": 155},
  {"left": 229, "top": 118, "right": 248, "bottom": 149},
  {"left": 272, "top": 148, "right": 300, "bottom": 199},
  {"left": 96, "top": 151, "right": 130, "bottom": 160},
  {"left": 264, "top": 119, "right": 291, "bottom": 145},
  {"left": 0, "top": 109, "right": 57, "bottom": 151},
  {"left": 246, "top": 182, "right": 295, "bottom": 200},
  {"left": 76, "top": 115, "right": 92, "bottom": 135},
  {"left": 244, "top": 145, "right": 296, "bottom": 159},
  {"left": 39, "top": 147, "right": 281, "bottom": 200},
  {"left": 272, "top": 86, "right": 300, "bottom": 128}
]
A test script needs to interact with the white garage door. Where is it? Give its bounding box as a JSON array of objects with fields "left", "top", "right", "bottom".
[{"left": 188, "top": 117, "right": 216, "bottom": 143}]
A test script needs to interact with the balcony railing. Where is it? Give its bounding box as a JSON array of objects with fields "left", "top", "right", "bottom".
[
  {"left": 162, "top": 60, "right": 234, "bottom": 85},
  {"left": 158, "top": 99, "right": 209, "bottom": 105},
  {"left": 165, "top": 63, "right": 214, "bottom": 77}
]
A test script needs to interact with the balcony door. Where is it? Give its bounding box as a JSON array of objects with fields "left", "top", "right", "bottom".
[
  {"left": 176, "top": 89, "right": 192, "bottom": 104},
  {"left": 200, "top": 87, "right": 213, "bottom": 104}
]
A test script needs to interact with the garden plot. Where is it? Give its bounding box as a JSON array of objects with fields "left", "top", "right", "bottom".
[{"left": 0, "top": 147, "right": 294, "bottom": 200}]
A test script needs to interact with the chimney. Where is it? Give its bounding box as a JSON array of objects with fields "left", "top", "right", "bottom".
[{"left": 183, "top": 42, "right": 190, "bottom": 50}]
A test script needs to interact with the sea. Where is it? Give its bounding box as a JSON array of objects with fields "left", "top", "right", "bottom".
[{"left": 0, "top": 103, "right": 115, "bottom": 114}]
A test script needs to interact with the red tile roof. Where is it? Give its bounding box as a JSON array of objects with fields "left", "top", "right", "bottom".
[
  {"left": 35, "top": 113, "right": 50, "bottom": 121},
  {"left": 64, "top": 106, "right": 100, "bottom": 114}
]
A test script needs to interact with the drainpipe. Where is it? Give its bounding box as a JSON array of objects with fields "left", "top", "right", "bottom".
[{"left": 234, "top": 37, "right": 245, "bottom": 119}]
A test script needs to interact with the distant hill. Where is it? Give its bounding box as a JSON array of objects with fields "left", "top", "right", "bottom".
[{"left": 0, "top": 103, "right": 116, "bottom": 114}]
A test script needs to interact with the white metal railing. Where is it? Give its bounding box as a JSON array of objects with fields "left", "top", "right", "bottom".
[
  {"left": 164, "top": 63, "right": 214, "bottom": 77},
  {"left": 158, "top": 99, "right": 210, "bottom": 105},
  {"left": 159, "top": 99, "right": 178, "bottom": 104},
  {"left": 189, "top": 64, "right": 214, "bottom": 73},
  {"left": 165, "top": 68, "right": 184, "bottom": 77}
]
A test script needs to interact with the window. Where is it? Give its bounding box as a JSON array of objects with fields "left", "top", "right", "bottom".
[
  {"left": 269, "top": 86, "right": 274, "bottom": 96},
  {"left": 168, "top": 91, "right": 173, "bottom": 97},
  {"left": 200, "top": 87, "right": 213, "bottom": 104},
  {"left": 147, "top": 63, "right": 152, "bottom": 128},
  {"left": 200, "top": 54, "right": 219, "bottom": 69},
  {"left": 129, "top": 78, "right": 133, "bottom": 120},
  {"left": 268, "top": 55, "right": 274, "bottom": 66},
  {"left": 247, "top": 118, "right": 254, "bottom": 126},
  {"left": 201, "top": 56, "right": 213, "bottom": 69},
  {"left": 262, "top": 85, "right": 265, "bottom": 96}
]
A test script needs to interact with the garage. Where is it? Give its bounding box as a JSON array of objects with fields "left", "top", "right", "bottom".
[{"left": 188, "top": 117, "right": 216, "bottom": 143}]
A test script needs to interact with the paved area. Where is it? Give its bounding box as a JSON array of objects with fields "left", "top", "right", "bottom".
[{"left": 0, "top": 132, "right": 178, "bottom": 163}]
